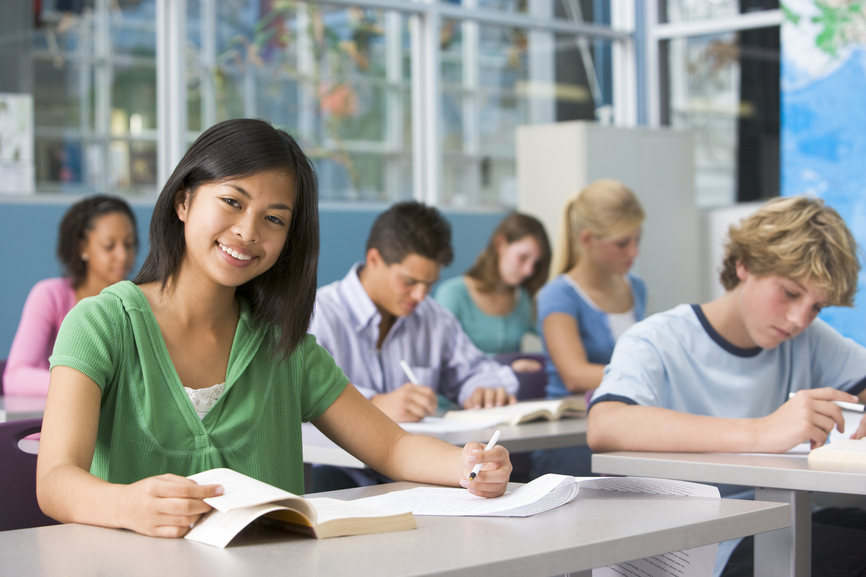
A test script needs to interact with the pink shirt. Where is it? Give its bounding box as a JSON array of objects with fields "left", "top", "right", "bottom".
[{"left": 4, "top": 278, "right": 77, "bottom": 396}]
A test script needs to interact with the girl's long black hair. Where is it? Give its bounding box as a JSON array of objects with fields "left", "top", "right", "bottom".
[{"left": 134, "top": 118, "right": 319, "bottom": 358}]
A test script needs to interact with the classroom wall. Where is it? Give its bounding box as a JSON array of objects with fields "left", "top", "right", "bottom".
[{"left": 0, "top": 198, "right": 508, "bottom": 359}]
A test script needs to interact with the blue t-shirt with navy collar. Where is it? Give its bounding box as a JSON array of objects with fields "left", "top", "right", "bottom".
[
  {"left": 591, "top": 303, "right": 866, "bottom": 416},
  {"left": 590, "top": 303, "right": 866, "bottom": 577}
]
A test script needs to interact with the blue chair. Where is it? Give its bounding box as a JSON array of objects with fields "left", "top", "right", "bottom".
[
  {"left": 494, "top": 352, "right": 547, "bottom": 400},
  {"left": 0, "top": 418, "right": 60, "bottom": 531}
]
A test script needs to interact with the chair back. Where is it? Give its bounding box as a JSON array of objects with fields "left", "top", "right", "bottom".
[
  {"left": 0, "top": 358, "right": 6, "bottom": 394},
  {"left": 494, "top": 352, "right": 548, "bottom": 400},
  {"left": 0, "top": 418, "right": 59, "bottom": 531}
]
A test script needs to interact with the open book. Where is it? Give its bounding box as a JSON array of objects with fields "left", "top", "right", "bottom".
[
  {"left": 442, "top": 396, "right": 586, "bottom": 426},
  {"left": 808, "top": 438, "right": 866, "bottom": 465},
  {"left": 184, "top": 469, "right": 416, "bottom": 548}
]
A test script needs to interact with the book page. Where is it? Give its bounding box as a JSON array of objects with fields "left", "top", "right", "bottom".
[
  {"left": 593, "top": 545, "right": 717, "bottom": 577},
  {"left": 349, "top": 474, "right": 577, "bottom": 517},
  {"left": 443, "top": 399, "right": 566, "bottom": 424},
  {"left": 185, "top": 503, "right": 293, "bottom": 548},
  {"left": 575, "top": 476, "right": 720, "bottom": 498},
  {"left": 400, "top": 416, "right": 503, "bottom": 433},
  {"left": 188, "top": 468, "right": 297, "bottom": 512},
  {"left": 810, "top": 438, "right": 866, "bottom": 462},
  {"left": 306, "top": 497, "right": 416, "bottom": 522},
  {"left": 583, "top": 477, "right": 719, "bottom": 577}
]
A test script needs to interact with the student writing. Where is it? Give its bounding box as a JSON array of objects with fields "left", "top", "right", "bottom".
[
  {"left": 435, "top": 212, "right": 550, "bottom": 372},
  {"left": 587, "top": 195, "right": 866, "bottom": 577},
  {"left": 35, "top": 119, "right": 511, "bottom": 538},
  {"left": 309, "top": 201, "right": 519, "bottom": 423}
]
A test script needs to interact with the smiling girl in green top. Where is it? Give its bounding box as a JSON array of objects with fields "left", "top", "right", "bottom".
[{"left": 36, "top": 118, "right": 511, "bottom": 539}]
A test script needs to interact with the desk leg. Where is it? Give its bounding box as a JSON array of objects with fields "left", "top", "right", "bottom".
[
  {"left": 304, "top": 462, "right": 313, "bottom": 494},
  {"left": 754, "top": 488, "right": 811, "bottom": 577}
]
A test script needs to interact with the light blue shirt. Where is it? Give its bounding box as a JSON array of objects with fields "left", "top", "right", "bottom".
[
  {"left": 538, "top": 273, "right": 647, "bottom": 398},
  {"left": 592, "top": 303, "right": 866, "bottom": 415},
  {"left": 434, "top": 276, "right": 535, "bottom": 355},
  {"left": 591, "top": 303, "right": 866, "bottom": 576},
  {"left": 309, "top": 263, "right": 518, "bottom": 406}
]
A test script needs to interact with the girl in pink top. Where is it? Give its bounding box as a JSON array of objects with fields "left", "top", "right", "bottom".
[{"left": 3, "top": 196, "right": 138, "bottom": 395}]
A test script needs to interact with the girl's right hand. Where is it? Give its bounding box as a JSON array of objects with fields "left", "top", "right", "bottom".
[{"left": 124, "top": 474, "right": 224, "bottom": 538}]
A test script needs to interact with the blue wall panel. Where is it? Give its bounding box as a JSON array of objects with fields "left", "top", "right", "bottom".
[{"left": 0, "top": 200, "right": 507, "bottom": 358}]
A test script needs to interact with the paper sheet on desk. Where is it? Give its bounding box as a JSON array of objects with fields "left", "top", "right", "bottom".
[
  {"left": 588, "top": 477, "right": 720, "bottom": 577},
  {"left": 350, "top": 474, "right": 577, "bottom": 517},
  {"left": 399, "top": 416, "right": 503, "bottom": 433}
]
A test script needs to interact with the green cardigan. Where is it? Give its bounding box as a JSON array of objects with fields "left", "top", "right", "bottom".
[{"left": 50, "top": 281, "right": 348, "bottom": 494}]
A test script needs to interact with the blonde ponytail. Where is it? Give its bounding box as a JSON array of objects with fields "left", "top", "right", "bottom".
[{"left": 549, "top": 179, "right": 645, "bottom": 278}]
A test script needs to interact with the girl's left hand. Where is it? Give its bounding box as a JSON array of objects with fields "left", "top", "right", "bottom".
[{"left": 458, "top": 442, "right": 511, "bottom": 498}]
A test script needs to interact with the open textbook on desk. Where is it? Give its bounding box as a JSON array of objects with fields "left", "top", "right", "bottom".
[
  {"left": 184, "top": 469, "right": 416, "bottom": 548},
  {"left": 808, "top": 438, "right": 866, "bottom": 465},
  {"left": 441, "top": 396, "right": 586, "bottom": 426}
]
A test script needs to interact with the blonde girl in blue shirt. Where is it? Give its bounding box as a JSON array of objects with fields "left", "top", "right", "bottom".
[{"left": 36, "top": 118, "right": 511, "bottom": 538}]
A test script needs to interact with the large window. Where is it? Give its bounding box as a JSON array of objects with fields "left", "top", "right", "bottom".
[
  {"left": 1, "top": 0, "right": 629, "bottom": 207},
  {"left": 186, "top": 2, "right": 412, "bottom": 202},
  {"left": 652, "top": 0, "right": 781, "bottom": 208},
  {"left": 7, "top": 0, "right": 158, "bottom": 196}
]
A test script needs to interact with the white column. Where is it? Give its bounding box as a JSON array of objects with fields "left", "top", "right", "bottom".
[
  {"left": 200, "top": 0, "right": 217, "bottom": 131},
  {"left": 410, "top": 0, "right": 440, "bottom": 205},
  {"left": 527, "top": 0, "right": 555, "bottom": 124},
  {"left": 384, "top": 10, "right": 403, "bottom": 201},
  {"left": 461, "top": 0, "right": 479, "bottom": 205},
  {"left": 157, "top": 0, "right": 187, "bottom": 188},
  {"left": 611, "top": 0, "right": 636, "bottom": 126}
]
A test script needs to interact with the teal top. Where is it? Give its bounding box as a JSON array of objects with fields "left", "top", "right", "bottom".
[
  {"left": 434, "top": 276, "right": 535, "bottom": 355},
  {"left": 49, "top": 281, "right": 349, "bottom": 495}
]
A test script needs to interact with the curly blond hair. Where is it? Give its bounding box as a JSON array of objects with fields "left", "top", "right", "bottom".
[{"left": 720, "top": 196, "right": 860, "bottom": 307}]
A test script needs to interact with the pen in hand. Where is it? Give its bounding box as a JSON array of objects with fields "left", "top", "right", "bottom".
[
  {"left": 399, "top": 360, "right": 420, "bottom": 385},
  {"left": 469, "top": 429, "right": 501, "bottom": 483},
  {"left": 787, "top": 392, "right": 865, "bottom": 413}
]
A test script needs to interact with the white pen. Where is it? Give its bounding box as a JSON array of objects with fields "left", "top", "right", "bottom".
[
  {"left": 469, "top": 429, "right": 501, "bottom": 483},
  {"left": 399, "top": 360, "right": 420, "bottom": 385},
  {"left": 788, "top": 392, "right": 865, "bottom": 413}
]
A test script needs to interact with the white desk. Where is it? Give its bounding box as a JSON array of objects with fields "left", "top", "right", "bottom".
[
  {"left": 301, "top": 418, "right": 588, "bottom": 468},
  {"left": 0, "top": 395, "right": 46, "bottom": 422},
  {"left": 0, "top": 481, "right": 790, "bottom": 577},
  {"left": 592, "top": 451, "right": 866, "bottom": 577}
]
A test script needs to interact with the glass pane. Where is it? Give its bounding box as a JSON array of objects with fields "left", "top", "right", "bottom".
[
  {"left": 186, "top": 1, "right": 412, "bottom": 202},
  {"left": 15, "top": 0, "right": 158, "bottom": 195},
  {"left": 660, "top": 27, "right": 780, "bottom": 208},
  {"left": 111, "top": 2, "right": 157, "bottom": 58},
  {"left": 440, "top": 18, "right": 611, "bottom": 206},
  {"left": 660, "top": 0, "right": 778, "bottom": 24},
  {"left": 439, "top": 0, "right": 610, "bottom": 24}
]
